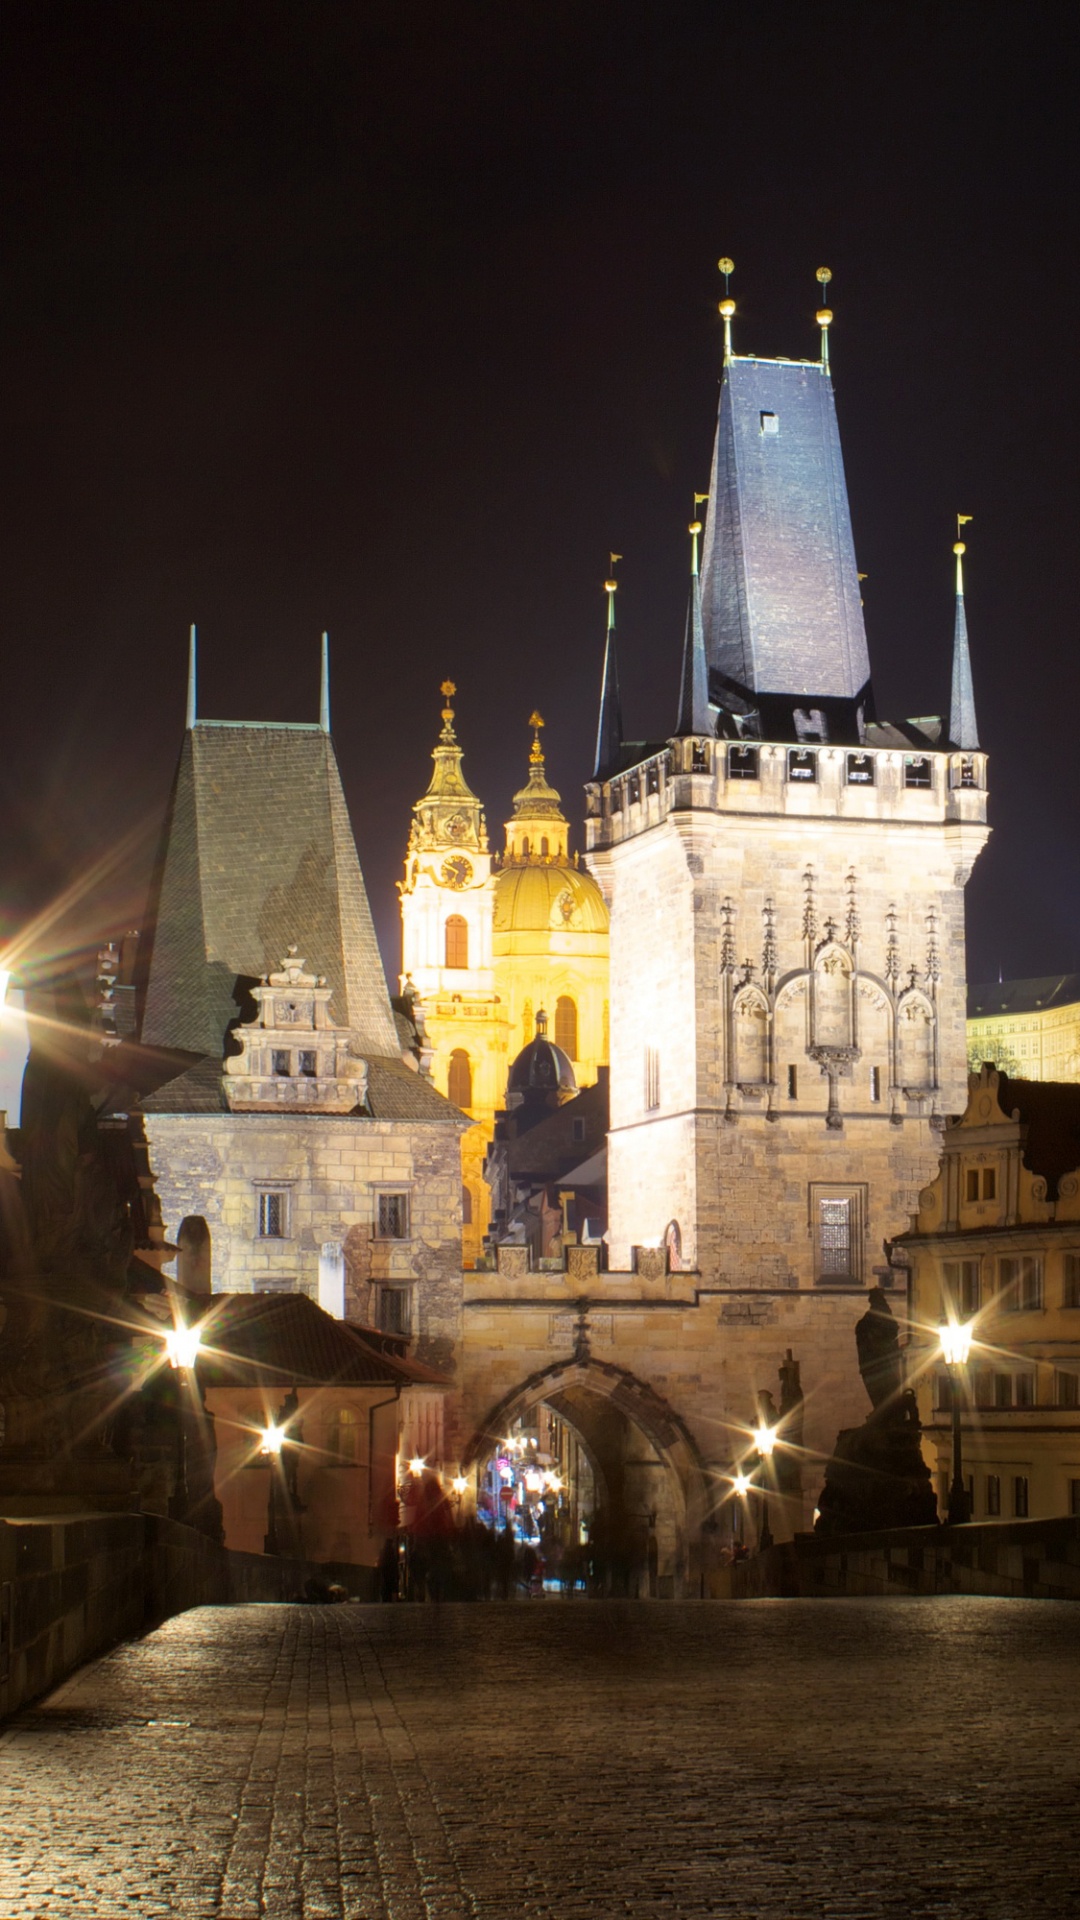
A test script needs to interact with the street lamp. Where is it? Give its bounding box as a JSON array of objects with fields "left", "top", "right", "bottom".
[
  {"left": 163, "top": 1323, "right": 202, "bottom": 1520},
  {"left": 164, "top": 1325, "right": 202, "bottom": 1370},
  {"left": 939, "top": 1320, "right": 974, "bottom": 1525}
]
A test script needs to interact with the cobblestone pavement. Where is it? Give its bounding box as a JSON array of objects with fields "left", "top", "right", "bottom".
[{"left": 1, "top": 1597, "right": 1077, "bottom": 1919}]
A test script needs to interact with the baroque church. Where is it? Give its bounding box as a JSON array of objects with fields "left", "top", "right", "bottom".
[{"left": 399, "top": 689, "right": 609, "bottom": 1266}]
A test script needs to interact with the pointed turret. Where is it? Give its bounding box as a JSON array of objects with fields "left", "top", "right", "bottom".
[
  {"left": 408, "top": 681, "right": 488, "bottom": 855},
  {"left": 593, "top": 578, "right": 623, "bottom": 779},
  {"left": 675, "top": 518, "right": 711, "bottom": 736},
  {"left": 949, "top": 535, "right": 980, "bottom": 750}
]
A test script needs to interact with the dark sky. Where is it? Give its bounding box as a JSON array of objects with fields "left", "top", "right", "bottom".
[{"left": 2, "top": 1, "right": 1078, "bottom": 993}]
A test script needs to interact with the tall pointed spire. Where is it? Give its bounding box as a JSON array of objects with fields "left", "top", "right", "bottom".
[
  {"left": 593, "top": 574, "right": 623, "bottom": 780},
  {"left": 186, "top": 624, "right": 197, "bottom": 730},
  {"left": 407, "top": 681, "right": 487, "bottom": 854},
  {"left": 320, "top": 631, "right": 331, "bottom": 733},
  {"left": 676, "top": 515, "right": 711, "bottom": 736},
  {"left": 949, "top": 522, "right": 980, "bottom": 750}
]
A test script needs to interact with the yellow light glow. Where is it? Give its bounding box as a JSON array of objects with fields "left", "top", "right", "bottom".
[
  {"left": 408, "top": 1456, "right": 426, "bottom": 1477},
  {"left": 733, "top": 1471, "right": 752, "bottom": 1496},
  {"left": 451, "top": 1475, "right": 468, "bottom": 1497},
  {"left": 939, "top": 1320, "right": 974, "bottom": 1367},
  {"left": 260, "top": 1424, "right": 286, "bottom": 1456},
  {"left": 164, "top": 1326, "right": 202, "bottom": 1370},
  {"left": 753, "top": 1424, "right": 777, "bottom": 1457}
]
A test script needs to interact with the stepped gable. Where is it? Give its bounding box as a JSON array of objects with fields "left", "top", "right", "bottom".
[{"left": 139, "top": 724, "right": 399, "bottom": 1063}]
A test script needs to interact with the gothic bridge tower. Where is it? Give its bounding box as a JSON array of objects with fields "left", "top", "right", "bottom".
[{"left": 585, "top": 271, "right": 989, "bottom": 1294}]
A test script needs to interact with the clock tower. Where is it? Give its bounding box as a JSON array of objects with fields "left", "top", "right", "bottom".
[{"left": 400, "top": 683, "right": 508, "bottom": 1262}]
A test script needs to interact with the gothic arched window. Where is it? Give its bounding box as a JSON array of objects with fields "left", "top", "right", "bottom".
[
  {"left": 445, "top": 914, "right": 468, "bottom": 969},
  {"left": 555, "top": 995, "right": 578, "bottom": 1059},
  {"left": 448, "top": 1048, "right": 472, "bottom": 1109}
]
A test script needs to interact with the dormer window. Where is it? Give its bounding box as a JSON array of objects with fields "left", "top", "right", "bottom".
[
  {"left": 760, "top": 411, "right": 779, "bottom": 435},
  {"left": 272, "top": 1050, "right": 290, "bottom": 1076}
]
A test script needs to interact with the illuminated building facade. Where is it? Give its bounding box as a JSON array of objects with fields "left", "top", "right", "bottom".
[
  {"left": 968, "top": 974, "right": 1080, "bottom": 1083},
  {"left": 902, "top": 1065, "right": 1080, "bottom": 1522},
  {"left": 400, "top": 694, "right": 608, "bottom": 1265}
]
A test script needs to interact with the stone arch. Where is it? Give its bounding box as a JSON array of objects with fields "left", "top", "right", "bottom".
[
  {"left": 897, "top": 986, "right": 936, "bottom": 1092},
  {"left": 731, "top": 983, "right": 769, "bottom": 1085},
  {"left": 811, "top": 940, "right": 854, "bottom": 1051},
  {"left": 463, "top": 1356, "right": 710, "bottom": 1595}
]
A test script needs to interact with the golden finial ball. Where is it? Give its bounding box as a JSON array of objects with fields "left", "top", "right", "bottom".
[
  {"left": 688, "top": 521, "right": 702, "bottom": 536},
  {"left": 604, "top": 579, "right": 618, "bottom": 593},
  {"left": 816, "top": 266, "right": 832, "bottom": 284},
  {"left": 717, "top": 256, "right": 734, "bottom": 275},
  {"left": 719, "top": 298, "right": 736, "bottom": 318},
  {"left": 954, "top": 542, "right": 966, "bottom": 555},
  {"left": 816, "top": 309, "right": 833, "bottom": 327}
]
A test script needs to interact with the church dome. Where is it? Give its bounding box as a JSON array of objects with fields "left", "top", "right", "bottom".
[
  {"left": 493, "top": 861, "right": 608, "bottom": 935},
  {"left": 507, "top": 1010, "right": 577, "bottom": 1101}
]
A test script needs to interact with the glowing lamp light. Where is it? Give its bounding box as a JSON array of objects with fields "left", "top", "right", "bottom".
[
  {"left": 451, "top": 1475, "right": 469, "bottom": 1497},
  {"left": 732, "top": 1471, "right": 753, "bottom": 1497},
  {"left": 940, "top": 1321, "right": 974, "bottom": 1367},
  {"left": 753, "top": 1424, "right": 777, "bottom": 1458},
  {"left": 164, "top": 1326, "right": 202, "bottom": 1370},
  {"left": 524, "top": 1470, "right": 543, "bottom": 1495},
  {"left": 408, "top": 1456, "right": 426, "bottom": 1477},
  {"left": 260, "top": 1424, "right": 286, "bottom": 1456}
]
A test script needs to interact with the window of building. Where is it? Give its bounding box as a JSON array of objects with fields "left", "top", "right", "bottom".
[
  {"left": 272, "top": 1049, "right": 290, "bottom": 1076},
  {"left": 728, "top": 745, "right": 759, "bottom": 780},
  {"left": 1000, "top": 1256, "right": 1042, "bottom": 1310},
  {"left": 627, "top": 774, "right": 641, "bottom": 805},
  {"left": 935, "top": 1371, "right": 953, "bottom": 1414},
  {"left": 572, "top": 1117, "right": 586, "bottom": 1143},
  {"left": 376, "top": 1192, "right": 410, "bottom": 1240},
  {"left": 1013, "top": 1475, "right": 1029, "bottom": 1518},
  {"left": 299, "top": 1049, "right": 317, "bottom": 1077},
  {"left": 646, "top": 763, "right": 660, "bottom": 796},
  {"left": 903, "top": 756, "right": 932, "bottom": 789},
  {"left": 327, "top": 1407, "right": 359, "bottom": 1461},
  {"left": 1064, "top": 1253, "right": 1080, "bottom": 1309},
  {"left": 846, "top": 753, "right": 875, "bottom": 786},
  {"left": 985, "top": 1474, "right": 1001, "bottom": 1516},
  {"left": 1014, "top": 1371, "right": 1035, "bottom": 1408},
  {"left": 958, "top": 756, "right": 977, "bottom": 790},
  {"left": 983, "top": 1167, "right": 996, "bottom": 1200},
  {"left": 257, "top": 1190, "right": 288, "bottom": 1238},
  {"left": 994, "top": 1373, "right": 1013, "bottom": 1410},
  {"left": 787, "top": 1064, "right": 798, "bottom": 1100},
  {"left": 972, "top": 1368, "right": 994, "bottom": 1409},
  {"left": 943, "top": 1259, "right": 981, "bottom": 1318},
  {"left": 810, "top": 1184, "right": 866, "bottom": 1284},
  {"left": 445, "top": 914, "right": 468, "bottom": 969},
  {"left": 1071, "top": 1480, "right": 1080, "bottom": 1517},
  {"left": 555, "top": 996, "right": 578, "bottom": 1059},
  {"left": 375, "top": 1285, "right": 412, "bottom": 1337},
  {"left": 644, "top": 1047, "right": 661, "bottom": 1112},
  {"left": 1057, "top": 1370, "right": 1079, "bottom": 1409},
  {"left": 787, "top": 748, "right": 817, "bottom": 783},
  {"left": 870, "top": 1065, "right": 881, "bottom": 1103},
  {"left": 691, "top": 742, "right": 711, "bottom": 773},
  {"left": 760, "top": 410, "right": 779, "bottom": 435},
  {"left": 461, "top": 1184, "right": 473, "bottom": 1225},
  {"left": 447, "top": 1048, "right": 472, "bottom": 1110},
  {"left": 965, "top": 1168, "right": 978, "bottom": 1202}
]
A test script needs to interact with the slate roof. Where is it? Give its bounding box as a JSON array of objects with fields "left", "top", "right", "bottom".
[
  {"left": 138, "top": 724, "right": 400, "bottom": 1062},
  {"left": 700, "top": 357, "right": 871, "bottom": 706},
  {"left": 195, "top": 1290, "right": 451, "bottom": 1390},
  {"left": 968, "top": 975, "right": 1080, "bottom": 1020}
]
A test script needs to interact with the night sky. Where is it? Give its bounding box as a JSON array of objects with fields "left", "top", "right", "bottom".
[{"left": 3, "top": 2, "right": 1078, "bottom": 997}]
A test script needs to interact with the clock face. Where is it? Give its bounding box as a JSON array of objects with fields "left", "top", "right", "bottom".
[{"left": 441, "top": 855, "right": 473, "bottom": 890}]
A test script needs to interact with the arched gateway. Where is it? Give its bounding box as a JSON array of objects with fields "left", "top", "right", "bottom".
[{"left": 462, "top": 1357, "right": 710, "bottom": 1597}]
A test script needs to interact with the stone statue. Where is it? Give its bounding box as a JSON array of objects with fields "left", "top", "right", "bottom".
[{"left": 854, "top": 1285, "right": 903, "bottom": 1410}]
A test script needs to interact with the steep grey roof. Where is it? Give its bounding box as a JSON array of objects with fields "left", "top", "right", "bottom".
[
  {"left": 140, "top": 1051, "right": 465, "bottom": 1125},
  {"left": 968, "top": 974, "right": 1080, "bottom": 1019},
  {"left": 949, "top": 585, "right": 980, "bottom": 750},
  {"left": 139, "top": 724, "right": 400, "bottom": 1061},
  {"left": 700, "top": 358, "right": 871, "bottom": 704}
]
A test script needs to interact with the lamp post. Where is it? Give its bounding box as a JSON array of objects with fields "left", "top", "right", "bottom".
[
  {"left": 752, "top": 1421, "right": 777, "bottom": 1551},
  {"left": 164, "top": 1324, "right": 202, "bottom": 1522},
  {"left": 732, "top": 1469, "right": 752, "bottom": 1553},
  {"left": 939, "top": 1320, "right": 974, "bottom": 1525}
]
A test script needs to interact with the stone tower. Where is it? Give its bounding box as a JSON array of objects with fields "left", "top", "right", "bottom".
[{"left": 585, "top": 286, "right": 990, "bottom": 1289}]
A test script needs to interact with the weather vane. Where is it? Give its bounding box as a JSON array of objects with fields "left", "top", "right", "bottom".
[
  {"left": 718, "top": 257, "right": 735, "bottom": 364},
  {"left": 815, "top": 267, "right": 833, "bottom": 372}
]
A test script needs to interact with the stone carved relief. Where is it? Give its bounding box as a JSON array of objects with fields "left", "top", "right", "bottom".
[{"left": 223, "top": 948, "right": 368, "bottom": 1113}]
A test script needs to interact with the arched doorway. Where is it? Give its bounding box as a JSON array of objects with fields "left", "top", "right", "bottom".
[{"left": 463, "top": 1358, "right": 707, "bottom": 1597}]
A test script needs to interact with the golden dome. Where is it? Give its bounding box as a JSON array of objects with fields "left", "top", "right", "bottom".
[{"left": 493, "top": 861, "right": 608, "bottom": 936}]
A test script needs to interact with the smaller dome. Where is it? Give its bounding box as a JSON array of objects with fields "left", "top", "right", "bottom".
[{"left": 507, "top": 1009, "right": 577, "bottom": 1104}]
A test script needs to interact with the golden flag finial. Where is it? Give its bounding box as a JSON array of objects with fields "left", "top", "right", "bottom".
[
  {"left": 954, "top": 517, "right": 972, "bottom": 592},
  {"left": 528, "top": 710, "right": 545, "bottom": 766},
  {"left": 439, "top": 679, "right": 457, "bottom": 742},
  {"left": 441, "top": 678, "right": 456, "bottom": 700}
]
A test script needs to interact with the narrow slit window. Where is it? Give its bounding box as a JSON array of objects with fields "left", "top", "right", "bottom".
[
  {"left": 787, "top": 1065, "right": 798, "bottom": 1100},
  {"left": 870, "top": 1066, "right": 881, "bottom": 1103},
  {"left": 760, "top": 411, "right": 779, "bottom": 435}
]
